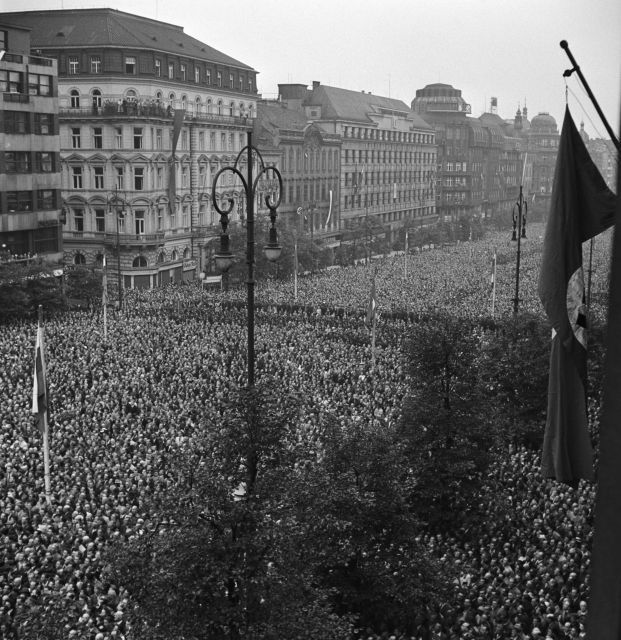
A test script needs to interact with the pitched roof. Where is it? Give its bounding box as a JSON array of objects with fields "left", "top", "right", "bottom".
[
  {"left": 0, "top": 8, "right": 254, "bottom": 71},
  {"left": 257, "top": 101, "right": 309, "bottom": 133},
  {"left": 309, "top": 84, "right": 432, "bottom": 129}
]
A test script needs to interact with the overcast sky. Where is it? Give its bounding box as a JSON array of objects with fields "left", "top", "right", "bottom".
[{"left": 9, "top": 0, "right": 621, "bottom": 139}]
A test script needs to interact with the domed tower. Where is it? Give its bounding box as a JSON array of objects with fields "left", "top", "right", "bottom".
[{"left": 527, "top": 112, "right": 560, "bottom": 206}]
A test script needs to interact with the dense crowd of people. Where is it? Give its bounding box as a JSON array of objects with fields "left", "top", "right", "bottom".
[{"left": 0, "top": 225, "right": 612, "bottom": 638}]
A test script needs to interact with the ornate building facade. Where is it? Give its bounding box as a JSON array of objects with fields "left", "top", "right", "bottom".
[
  {"left": 0, "top": 8, "right": 259, "bottom": 288},
  {"left": 279, "top": 81, "right": 437, "bottom": 249},
  {"left": 1, "top": 21, "right": 62, "bottom": 265}
]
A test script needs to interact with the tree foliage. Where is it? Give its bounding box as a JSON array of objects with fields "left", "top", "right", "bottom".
[{"left": 106, "top": 383, "right": 451, "bottom": 639}]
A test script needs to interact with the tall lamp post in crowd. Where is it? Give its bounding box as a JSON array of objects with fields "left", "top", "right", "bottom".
[
  {"left": 212, "top": 131, "right": 283, "bottom": 388},
  {"left": 108, "top": 188, "right": 126, "bottom": 310},
  {"left": 511, "top": 184, "right": 527, "bottom": 314}
]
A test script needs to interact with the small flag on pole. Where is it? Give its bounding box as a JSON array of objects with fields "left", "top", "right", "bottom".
[
  {"left": 489, "top": 250, "right": 496, "bottom": 289},
  {"left": 32, "top": 314, "right": 48, "bottom": 434},
  {"left": 365, "top": 277, "right": 377, "bottom": 328}
]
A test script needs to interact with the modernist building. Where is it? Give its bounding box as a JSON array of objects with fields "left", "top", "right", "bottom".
[
  {"left": 254, "top": 98, "right": 341, "bottom": 247},
  {"left": 278, "top": 82, "right": 437, "bottom": 248},
  {"left": 412, "top": 84, "right": 560, "bottom": 228},
  {"left": 0, "top": 8, "right": 259, "bottom": 288},
  {"left": 0, "top": 21, "right": 63, "bottom": 265}
]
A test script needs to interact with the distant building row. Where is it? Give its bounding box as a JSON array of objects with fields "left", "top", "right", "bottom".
[{"left": 1, "top": 8, "right": 614, "bottom": 288}]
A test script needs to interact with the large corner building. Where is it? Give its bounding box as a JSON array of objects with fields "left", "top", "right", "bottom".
[
  {"left": 1, "top": 21, "right": 63, "bottom": 265},
  {"left": 0, "top": 8, "right": 259, "bottom": 288}
]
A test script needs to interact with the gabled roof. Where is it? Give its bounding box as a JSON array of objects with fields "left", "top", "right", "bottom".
[
  {"left": 0, "top": 9, "right": 254, "bottom": 71},
  {"left": 257, "top": 101, "right": 309, "bottom": 133},
  {"left": 308, "top": 84, "right": 432, "bottom": 129}
]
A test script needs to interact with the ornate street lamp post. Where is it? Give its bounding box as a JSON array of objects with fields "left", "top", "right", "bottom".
[
  {"left": 511, "top": 184, "right": 527, "bottom": 314},
  {"left": 212, "top": 131, "right": 283, "bottom": 387}
]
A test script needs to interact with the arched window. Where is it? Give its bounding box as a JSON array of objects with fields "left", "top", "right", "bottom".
[
  {"left": 195, "top": 96, "right": 202, "bottom": 114},
  {"left": 126, "top": 89, "right": 137, "bottom": 101},
  {"left": 157, "top": 251, "right": 165, "bottom": 264},
  {"left": 183, "top": 247, "right": 190, "bottom": 259},
  {"left": 156, "top": 91, "right": 163, "bottom": 100},
  {"left": 171, "top": 249, "right": 179, "bottom": 261},
  {"left": 132, "top": 255, "right": 147, "bottom": 268},
  {"left": 229, "top": 101, "right": 235, "bottom": 116},
  {"left": 217, "top": 100, "right": 223, "bottom": 116},
  {"left": 92, "top": 89, "right": 102, "bottom": 109},
  {"left": 95, "top": 253, "right": 104, "bottom": 266},
  {"left": 70, "top": 89, "right": 80, "bottom": 108},
  {"left": 74, "top": 252, "right": 86, "bottom": 265},
  {"left": 169, "top": 92, "right": 176, "bottom": 105},
  {"left": 206, "top": 98, "right": 212, "bottom": 114},
  {"left": 181, "top": 95, "right": 187, "bottom": 111},
  {"left": 239, "top": 102, "right": 245, "bottom": 116}
]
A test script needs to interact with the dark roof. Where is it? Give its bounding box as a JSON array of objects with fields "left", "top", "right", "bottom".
[
  {"left": 0, "top": 8, "right": 254, "bottom": 71},
  {"left": 257, "top": 101, "right": 309, "bottom": 132},
  {"left": 308, "top": 84, "right": 432, "bottom": 129}
]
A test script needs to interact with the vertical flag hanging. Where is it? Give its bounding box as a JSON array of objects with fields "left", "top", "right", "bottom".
[
  {"left": 586, "top": 106, "right": 621, "bottom": 640},
  {"left": 537, "top": 106, "right": 615, "bottom": 485},
  {"left": 102, "top": 254, "right": 108, "bottom": 340},
  {"left": 365, "top": 276, "right": 377, "bottom": 328},
  {"left": 32, "top": 305, "right": 51, "bottom": 503},
  {"left": 168, "top": 109, "right": 185, "bottom": 215}
]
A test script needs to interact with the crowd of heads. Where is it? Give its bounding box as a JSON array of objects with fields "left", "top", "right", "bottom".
[{"left": 0, "top": 226, "right": 610, "bottom": 638}]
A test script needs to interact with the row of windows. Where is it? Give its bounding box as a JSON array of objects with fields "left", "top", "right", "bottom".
[
  {"left": 344, "top": 169, "right": 436, "bottom": 187},
  {"left": 281, "top": 147, "right": 340, "bottom": 174},
  {"left": 65, "top": 205, "right": 205, "bottom": 235},
  {"left": 285, "top": 180, "right": 339, "bottom": 206},
  {"left": 2, "top": 151, "right": 58, "bottom": 173},
  {"left": 343, "top": 126, "right": 433, "bottom": 145},
  {"left": 3, "top": 111, "right": 56, "bottom": 135},
  {"left": 343, "top": 189, "right": 434, "bottom": 210},
  {"left": 0, "top": 70, "right": 53, "bottom": 96},
  {"left": 344, "top": 148, "right": 435, "bottom": 165},
  {"left": 66, "top": 53, "right": 253, "bottom": 93},
  {"left": 68, "top": 87, "right": 253, "bottom": 117},
  {"left": 67, "top": 124, "right": 245, "bottom": 153},
  {"left": 2, "top": 189, "right": 59, "bottom": 213}
]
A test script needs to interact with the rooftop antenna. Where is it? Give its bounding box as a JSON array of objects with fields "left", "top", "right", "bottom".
[{"left": 388, "top": 73, "right": 391, "bottom": 98}]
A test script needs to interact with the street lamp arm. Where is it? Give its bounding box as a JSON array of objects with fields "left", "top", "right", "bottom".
[
  {"left": 211, "top": 166, "right": 249, "bottom": 216},
  {"left": 252, "top": 166, "right": 283, "bottom": 212},
  {"left": 235, "top": 144, "right": 267, "bottom": 173}
]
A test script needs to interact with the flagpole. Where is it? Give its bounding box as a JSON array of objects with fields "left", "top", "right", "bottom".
[
  {"left": 491, "top": 249, "right": 497, "bottom": 318},
  {"left": 37, "top": 305, "right": 51, "bottom": 505},
  {"left": 102, "top": 254, "right": 108, "bottom": 340},
  {"left": 587, "top": 237, "right": 594, "bottom": 313},
  {"left": 560, "top": 41, "right": 620, "bottom": 151},
  {"left": 371, "top": 307, "right": 376, "bottom": 370},
  {"left": 404, "top": 230, "right": 408, "bottom": 278},
  {"left": 294, "top": 237, "right": 298, "bottom": 302}
]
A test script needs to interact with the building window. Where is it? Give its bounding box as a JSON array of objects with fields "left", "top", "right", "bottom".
[
  {"left": 71, "top": 127, "right": 81, "bottom": 148},
  {"left": 68, "top": 56, "right": 79, "bottom": 74},
  {"left": 239, "top": 76, "right": 243, "bottom": 91},
  {"left": 180, "top": 64, "right": 186, "bottom": 81},
  {"left": 92, "top": 89, "right": 102, "bottom": 111},
  {"left": 206, "top": 68, "right": 211, "bottom": 84},
  {"left": 133, "top": 127, "right": 143, "bottom": 149},
  {"left": 70, "top": 89, "right": 80, "bottom": 108},
  {"left": 95, "top": 208, "right": 105, "bottom": 232},
  {"left": 4, "top": 111, "right": 29, "bottom": 134},
  {"left": 37, "top": 189, "right": 55, "bottom": 210},
  {"left": 36, "top": 152, "right": 54, "bottom": 172},
  {"left": 74, "top": 209, "right": 84, "bottom": 232},
  {"left": 28, "top": 74, "right": 51, "bottom": 96},
  {"left": 125, "top": 56, "right": 136, "bottom": 74},
  {"left": 198, "top": 131, "right": 204, "bottom": 149},
  {"left": 93, "top": 127, "right": 103, "bottom": 149},
  {"left": 5, "top": 151, "right": 31, "bottom": 173},
  {"left": 72, "top": 167, "right": 83, "bottom": 188},
  {"left": 217, "top": 71, "right": 222, "bottom": 87},
  {"left": 90, "top": 56, "right": 101, "bottom": 73},
  {"left": 135, "top": 211, "right": 145, "bottom": 235},
  {"left": 210, "top": 131, "right": 215, "bottom": 149},
  {"left": 168, "top": 63, "right": 174, "bottom": 79},
  {"left": 157, "top": 208, "right": 163, "bottom": 230},
  {"left": 181, "top": 166, "right": 188, "bottom": 188},
  {"left": 195, "top": 67, "right": 200, "bottom": 83},
  {"left": 221, "top": 133, "right": 226, "bottom": 150},
  {"left": 133, "top": 255, "right": 147, "bottom": 267},
  {"left": 94, "top": 166, "right": 104, "bottom": 189},
  {"left": 248, "top": 77, "right": 253, "bottom": 92},
  {"left": 181, "top": 130, "right": 188, "bottom": 150},
  {"left": 217, "top": 100, "right": 222, "bottom": 115},
  {"left": 156, "top": 128, "right": 162, "bottom": 149},
  {"left": 115, "top": 127, "right": 123, "bottom": 148},
  {"left": 156, "top": 166, "right": 164, "bottom": 188},
  {"left": 229, "top": 73, "right": 233, "bottom": 87},
  {"left": 34, "top": 113, "right": 53, "bottom": 135},
  {"left": 155, "top": 59, "right": 161, "bottom": 77},
  {"left": 182, "top": 206, "right": 189, "bottom": 227},
  {"left": 116, "top": 167, "right": 124, "bottom": 189},
  {"left": 134, "top": 167, "right": 144, "bottom": 190},
  {"left": 0, "top": 70, "right": 23, "bottom": 93},
  {"left": 7, "top": 191, "right": 33, "bottom": 212}
]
